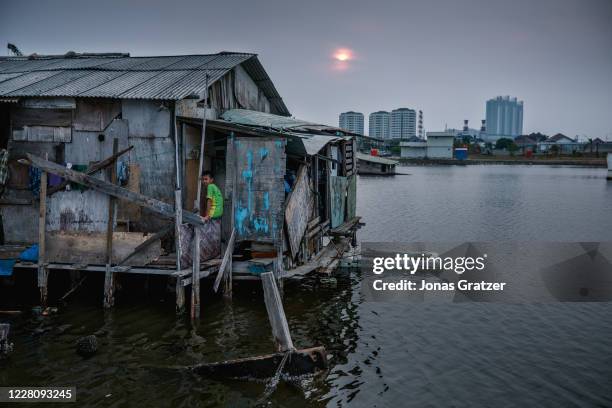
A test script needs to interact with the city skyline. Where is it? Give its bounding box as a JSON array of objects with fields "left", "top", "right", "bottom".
[{"left": 1, "top": 0, "right": 611, "bottom": 138}]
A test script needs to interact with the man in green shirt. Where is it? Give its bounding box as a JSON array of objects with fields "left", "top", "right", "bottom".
[{"left": 200, "top": 171, "right": 223, "bottom": 221}]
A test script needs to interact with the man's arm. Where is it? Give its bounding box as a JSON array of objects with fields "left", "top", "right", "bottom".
[{"left": 204, "top": 198, "right": 212, "bottom": 221}]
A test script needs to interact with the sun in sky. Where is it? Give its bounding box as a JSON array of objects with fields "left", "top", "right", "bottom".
[{"left": 331, "top": 48, "right": 355, "bottom": 71}]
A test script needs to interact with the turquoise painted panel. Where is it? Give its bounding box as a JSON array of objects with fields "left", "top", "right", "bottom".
[{"left": 233, "top": 137, "right": 286, "bottom": 243}]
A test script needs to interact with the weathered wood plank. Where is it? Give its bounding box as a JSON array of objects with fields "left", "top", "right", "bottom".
[
  {"left": 330, "top": 176, "right": 348, "bottom": 228},
  {"left": 284, "top": 165, "right": 314, "bottom": 259},
  {"left": 12, "top": 107, "right": 72, "bottom": 127},
  {"left": 116, "top": 224, "right": 172, "bottom": 266},
  {"left": 45, "top": 231, "right": 161, "bottom": 266},
  {"left": 261, "top": 272, "right": 294, "bottom": 352},
  {"left": 213, "top": 228, "right": 235, "bottom": 293},
  {"left": 22, "top": 154, "right": 206, "bottom": 226}
]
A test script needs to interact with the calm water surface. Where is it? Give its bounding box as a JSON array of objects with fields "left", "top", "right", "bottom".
[{"left": 1, "top": 165, "right": 611, "bottom": 407}]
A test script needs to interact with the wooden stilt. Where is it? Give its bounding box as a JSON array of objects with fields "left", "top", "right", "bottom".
[
  {"left": 174, "top": 190, "right": 183, "bottom": 269},
  {"left": 261, "top": 272, "right": 294, "bottom": 352},
  {"left": 175, "top": 277, "right": 185, "bottom": 313},
  {"left": 191, "top": 227, "right": 201, "bottom": 319},
  {"left": 37, "top": 170, "right": 48, "bottom": 307},
  {"left": 0, "top": 323, "right": 12, "bottom": 354},
  {"left": 190, "top": 74, "right": 209, "bottom": 318},
  {"left": 104, "top": 139, "right": 118, "bottom": 309},
  {"left": 224, "top": 252, "right": 233, "bottom": 299}
]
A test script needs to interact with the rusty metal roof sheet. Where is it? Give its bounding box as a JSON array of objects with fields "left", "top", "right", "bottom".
[{"left": 0, "top": 53, "right": 290, "bottom": 115}]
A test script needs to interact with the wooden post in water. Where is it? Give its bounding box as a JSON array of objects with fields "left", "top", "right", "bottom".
[
  {"left": 607, "top": 152, "right": 612, "bottom": 180},
  {"left": 176, "top": 278, "right": 185, "bottom": 313},
  {"left": 190, "top": 75, "right": 209, "bottom": 319},
  {"left": 104, "top": 138, "right": 119, "bottom": 309},
  {"left": 37, "top": 170, "right": 48, "bottom": 307},
  {"left": 261, "top": 272, "right": 294, "bottom": 352},
  {"left": 173, "top": 103, "right": 185, "bottom": 313},
  {"left": 191, "top": 227, "right": 201, "bottom": 319},
  {"left": 0, "top": 323, "right": 12, "bottom": 354}
]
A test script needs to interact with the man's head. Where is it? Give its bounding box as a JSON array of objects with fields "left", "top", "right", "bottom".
[{"left": 201, "top": 171, "right": 214, "bottom": 186}]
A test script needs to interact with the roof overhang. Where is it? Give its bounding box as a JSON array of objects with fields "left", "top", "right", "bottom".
[{"left": 202, "top": 118, "right": 344, "bottom": 156}]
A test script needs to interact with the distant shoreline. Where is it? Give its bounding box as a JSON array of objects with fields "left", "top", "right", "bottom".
[{"left": 395, "top": 156, "right": 607, "bottom": 168}]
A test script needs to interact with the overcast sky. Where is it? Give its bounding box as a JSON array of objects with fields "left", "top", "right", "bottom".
[{"left": 1, "top": 0, "right": 611, "bottom": 138}]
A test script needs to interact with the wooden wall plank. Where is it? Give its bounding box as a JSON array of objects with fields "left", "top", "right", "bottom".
[
  {"left": 11, "top": 107, "right": 72, "bottom": 128},
  {"left": 284, "top": 165, "right": 313, "bottom": 259},
  {"left": 330, "top": 176, "right": 348, "bottom": 228}
]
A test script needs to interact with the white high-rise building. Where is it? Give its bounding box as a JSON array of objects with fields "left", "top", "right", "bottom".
[
  {"left": 391, "top": 108, "right": 417, "bottom": 139},
  {"left": 339, "top": 111, "right": 364, "bottom": 135},
  {"left": 485, "top": 96, "right": 523, "bottom": 139},
  {"left": 368, "top": 111, "right": 390, "bottom": 139}
]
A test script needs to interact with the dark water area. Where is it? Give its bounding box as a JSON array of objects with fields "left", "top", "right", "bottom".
[{"left": 2, "top": 165, "right": 612, "bottom": 407}]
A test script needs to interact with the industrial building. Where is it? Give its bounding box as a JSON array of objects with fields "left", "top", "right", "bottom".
[
  {"left": 486, "top": 96, "right": 523, "bottom": 140},
  {"left": 425, "top": 132, "right": 455, "bottom": 159}
]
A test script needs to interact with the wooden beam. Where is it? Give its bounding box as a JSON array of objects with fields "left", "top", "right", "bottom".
[
  {"left": 213, "top": 228, "right": 235, "bottom": 293},
  {"left": 21, "top": 153, "right": 207, "bottom": 226},
  {"left": 261, "top": 272, "right": 294, "bottom": 352},
  {"left": 37, "top": 170, "right": 48, "bottom": 307},
  {"left": 104, "top": 138, "right": 118, "bottom": 309},
  {"left": 47, "top": 145, "right": 133, "bottom": 196},
  {"left": 194, "top": 74, "right": 209, "bottom": 211}
]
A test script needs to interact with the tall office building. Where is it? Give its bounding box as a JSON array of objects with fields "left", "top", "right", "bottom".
[
  {"left": 391, "top": 108, "right": 417, "bottom": 139},
  {"left": 339, "top": 111, "right": 364, "bottom": 135},
  {"left": 485, "top": 96, "right": 523, "bottom": 138},
  {"left": 368, "top": 111, "right": 390, "bottom": 139}
]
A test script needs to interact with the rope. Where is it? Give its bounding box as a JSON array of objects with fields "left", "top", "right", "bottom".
[{"left": 255, "top": 351, "right": 291, "bottom": 404}]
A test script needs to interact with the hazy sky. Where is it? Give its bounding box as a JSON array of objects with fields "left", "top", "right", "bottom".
[{"left": 2, "top": 0, "right": 611, "bottom": 138}]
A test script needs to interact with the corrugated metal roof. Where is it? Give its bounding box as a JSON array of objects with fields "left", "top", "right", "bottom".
[
  {"left": 0, "top": 53, "right": 290, "bottom": 115},
  {"left": 0, "top": 72, "right": 24, "bottom": 83},
  {"left": 0, "top": 71, "right": 62, "bottom": 95},
  {"left": 220, "top": 109, "right": 351, "bottom": 136},
  {"left": 221, "top": 109, "right": 318, "bottom": 129}
]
